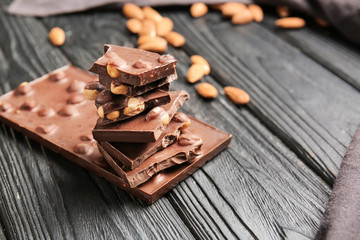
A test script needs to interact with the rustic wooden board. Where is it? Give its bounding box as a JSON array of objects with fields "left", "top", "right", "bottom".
[
  {"left": 0, "top": 3, "right": 357, "bottom": 240},
  {"left": 167, "top": 10, "right": 360, "bottom": 184}
]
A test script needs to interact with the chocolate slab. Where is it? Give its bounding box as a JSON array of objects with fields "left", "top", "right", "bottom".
[
  {"left": 99, "top": 131, "right": 203, "bottom": 188},
  {"left": 89, "top": 45, "right": 177, "bottom": 86},
  {"left": 96, "top": 89, "right": 170, "bottom": 124},
  {"left": 93, "top": 90, "right": 189, "bottom": 143},
  {"left": 0, "top": 65, "right": 232, "bottom": 204},
  {"left": 98, "top": 114, "right": 188, "bottom": 171},
  {"left": 99, "top": 72, "right": 177, "bottom": 96}
]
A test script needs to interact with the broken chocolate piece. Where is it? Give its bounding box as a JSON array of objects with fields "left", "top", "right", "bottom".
[
  {"left": 98, "top": 116, "right": 186, "bottom": 171},
  {"left": 92, "top": 90, "right": 189, "bottom": 142},
  {"left": 98, "top": 131, "right": 203, "bottom": 188},
  {"left": 88, "top": 45, "right": 177, "bottom": 86}
]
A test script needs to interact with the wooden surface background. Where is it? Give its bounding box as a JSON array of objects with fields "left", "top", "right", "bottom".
[{"left": 1, "top": 1, "right": 360, "bottom": 239}]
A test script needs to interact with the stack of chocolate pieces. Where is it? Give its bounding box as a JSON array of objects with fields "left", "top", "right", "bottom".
[{"left": 85, "top": 44, "right": 205, "bottom": 188}]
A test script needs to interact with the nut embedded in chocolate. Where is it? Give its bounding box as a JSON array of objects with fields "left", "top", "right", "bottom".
[
  {"left": 133, "top": 60, "right": 151, "bottom": 69},
  {"left": 74, "top": 143, "right": 93, "bottom": 155},
  {"left": 21, "top": 99, "right": 38, "bottom": 111},
  {"left": 80, "top": 133, "right": 93, "bottom": 141},
  {"left": 107, "top": 58, "right": 126, "bottom": 78},
  {"left": 36, "top": 124, "right": 57, "bottom": 134},
  {"left": 95, "top": 89, "right": 113, "bottom": 106},
  {"left": 49, "top": 71, "right": 67, "bottom": 82},
  {"left": 111, "top": 82, "right": 128, "bottom": 95},
  {"left": 16, "top": 82, "right": 32, "bottom": 95},
  {"left": 158, "top": 54, "right": 175, "bottom": 63},
  {"left": 178, "top": 132, "right": 202, "bottom": 146},
  {"left": 67, "top": 80, "right": 86, "bottom": 93},
  {"left": 106, "top": 111, "right": 120, "bottom": 121},
  {"left": 67, "top": 94, "right": 85, "bottom": 105},
  {"left": 37, "top": 107, "right": 55, "bottom": 117},
  {"left": 145, "top": 106, "right": 166, "bottom": 121},
  {"left": 83, "top": 81, "right": 106, "bottom": 100},
  {"left": 58, "top": 105, "right": 78, "bottom": 117},
  {"left": 0, "top": 101, "right": 12, "bottom": 112},
  {"left": 123, "top": 97, "right": 145, "bottom": 116}
]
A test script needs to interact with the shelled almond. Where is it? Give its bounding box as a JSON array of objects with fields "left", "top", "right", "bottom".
[
  {"left": 166, "top": 32, "right": 186, "bottom": 47},
  {"left": 126, "top": 19, "right": 142, "bottom": 34},
  {"left": 190, "top": 55, "right": 210, "bottom": 75},
  {"left": 190, "top": 3, "right": 208, "bottom": 18},
  {"left": 232, "top": 8, "right": 253, "bottom": 25},
  {"left": 248, "top": 4, "right": 263, "bottom": 22},
  {"left": 275, "top": 17, "right": 306, "bottom": 29},
  {"left": 224, "top": 86, "right": 250, "bottom": 105},
  {"left": 122, "top": 3, "right": 144, "bottom": 20},
  {"left": 196, "top": 83, "right": 218, "bottom": 99},
  {"left": 48, "top": 27, "right": 66, "bottom": 46},
  {"left": 221, "top": 2, "right": 247, "bottom": 17}
]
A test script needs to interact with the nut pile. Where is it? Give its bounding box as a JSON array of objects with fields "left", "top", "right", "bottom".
[{"left": 123, "top": 3, "right": 186, "bottom": 53}]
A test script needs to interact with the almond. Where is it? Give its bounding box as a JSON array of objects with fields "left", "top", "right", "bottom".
[
  {"left": 122, "top": 3, "right": 144, "bottom": 20},
  {"left": 190, "top": 55, "right": 210, "bottom": 75},
  {"left": 221, "top": 2, "right": 247, "bottom": 17},
  {"left": 156, "top": 17, "right": 174, "bottom": 36},
  {"left": 196, "top": 82, "right": 218, "bottom": 99},
  {"left": 143, "top": 6, "right": 162, "bottom": 23},
  {"left": 190, "top": 3, "right": 208, "bottom": 18},
  {"left": 187, "top": 64, "right": 206, "bottom": 83},
  {"left": 138, "top": 35, "right": 165, "bottom": 45},
  {"left": 165, "top": 31, "right": 186, "bottom": 47},
  {"left": 224, "top": 86, "right": 250, "bottom": 105},
  {"left": 232, "top": 8, "right": 253, "bottom": 25},
  {"left": 48, "top": 27, "right": 66, "bottom": 46},
  {"left": 139, "top": 19, "right": 156, "bottom": 37},
  {"left": 277, "top": 6, "right": 290, "bottom": 18},
  {"left": 248, "top": 4, "right": 263, "bottom": 22},
  {"left": 275, "top": 17, "right": 306, "bottom": 29},
  {"left": 138, "top": 38, "right": 167, "bottom": 52},
  {"left": 126, "top": 18, "right": 142, "bottom": 34}
]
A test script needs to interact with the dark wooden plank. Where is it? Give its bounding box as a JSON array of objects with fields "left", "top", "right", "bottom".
[
  {"left": 0, "top": 5, "right": 195, "bottom": 240},
  {"left": 167, "top": 10, "right": 360, "bottom": 184},
  {"left": 262, "top": 14, "right": 360, "bottom": 90},
  {"left": 42, "top": 10, "right": 331, "bottom": 239}
]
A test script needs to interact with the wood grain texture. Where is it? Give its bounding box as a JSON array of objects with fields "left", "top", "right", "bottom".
[
  {"left": 0, "top": 4, "right": 357, "bottom": 240},
  {"left": 166, "top": 10, "right": 360, "bottom": 184}
]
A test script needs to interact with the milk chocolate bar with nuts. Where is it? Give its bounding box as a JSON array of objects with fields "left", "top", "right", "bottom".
[
  {"left": 98, "top": 130, "right": 203, "bottom": 188},
  {"left": 92, "top": 91, "right": 189, "bottom": 143},
  {"left": 98, "top": 112, "right": 191, "bottom": 171},
  {"left": 95, "top": 89, "right": 171, "bottom": 124},
  {"left": 88, "top": 44, "right": 177, "bottom": 86},
  {"left": 98, "top": 72, "right": 177, "bottom": 96}
]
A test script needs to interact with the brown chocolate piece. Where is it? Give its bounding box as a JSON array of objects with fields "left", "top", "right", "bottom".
[
  {"left": 93, "top": 90, "right": 189, "bottom": 143},
  {"left": 88, "top": 45, "right": 177, "bottom": 86},
  {"left": 99, "top": 72, "right": 176, "bottom": 96},
  {"left": 98, "top": 114, "right": 188, "bottom": 171},
  {"left": 98, "top": 131, "right": 203, "bottom": 188},
  {"left": 96, "top": 89, "right": 170, "bottom": 124},
  {"left": 0, "top": 65, "right": 232, "bottom": 204}
]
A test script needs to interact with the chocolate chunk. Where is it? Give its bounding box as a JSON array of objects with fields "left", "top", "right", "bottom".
[
  {"left": 0, "top": 65, "right": 232, "bottom": 204},
  {"left": 98, "top": 131, "right": 203, "bottom": 188},
  {"left": 92, "top": 90, "right": 189, "bottom": 143},
  {"left": 99, "top": 72, "right": 176, "bottom": 96},
  {"left": 98, "top": 116, "right": 186, "bottom": 171},
  {"left": 88, "top": 45, "right": 177, "bottom": 86}
]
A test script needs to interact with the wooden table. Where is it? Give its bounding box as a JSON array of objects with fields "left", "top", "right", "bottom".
[{"left": 1, "top": 2, "right": 360, "bottom": 239}]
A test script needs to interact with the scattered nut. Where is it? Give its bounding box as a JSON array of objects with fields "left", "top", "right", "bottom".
[
  {"left": 122, "top": 3, "right": 144, "bottom": 19},
  {"left": 36, "top": 124, "right": 57, "bottom": 134},
  {"left": 275, "top": 17, "right": 306, "bottom": 29},
  {"left": 138, "top": 35, "right": 161, "bottom": 45},
  {"left": 97, "top": 106, "right": 104, "bottom": 118},
  {"left": 67, "top": 94, "right": 85, "bottom": 105},
  {"left": 48, "top": 27, "right": 66, "bottom": 46},
  {"left": 221, "top": 3, "right": 247, "bottom": 17},
  {"left": 196, "top": 82, "right": 218, "bottom": 99},
  {"left": 187, "top": 64, "right": 206, "bottom": 83},
  {"left": 277, "top": 6, "right": 290, "bottom": 18},
  {"left": 74, "top": 143, "right": 93, "bottom": 155},
  {"left": 67, "top": 80, "right": 86, "bottom": 93},
  {"left": 126, "top": 18, "right": 143, "bottom": 34},
  {"left": 139, "top": 19, "right": 157, "bottom": 37},
  {"left": 37, "top": 107, "right": 55, "bottom": 117},
  {"left": 190, "top": 3, "right": 208, "bottom": 18},
  {"left": 224, "top": 86, "right": 250, "bottom": 105},
  {"left": 145, "top": 106, "right": 166, "bottom": 121},
  {"left": 156, "top": 17, "right": 174, "bottom": 36},
  {"left": 143, "top": 6, "right": 163, "bottom": 23},
  {"left": 232, "top": 8, "right": 253, "bottom": 25},
  {"left": 21, "top": 99, "right": 38, "bottom": 111},
  {"left": 111, "top": 82, "right": 129, "bottom": 95},
  {"left": 16, "top": 82, "right": 32, "bottom": 95},
  {"left": 106, "top": 111, "right": 120, "bottom": 120},
  {"left": 190, "top": 55, "right": 210, "bottom": 75},
  {"left": 248, "top": 4, "right": 263, "bottom": 22},
  {"left": 138, "top": 38, "right": 167, "bottom": 53},
  {"left": 123, "top": 97, "right": 145, "bottom": 116},
  {"left": 165, "top": 31, "right": 186, "bottom": 47}
]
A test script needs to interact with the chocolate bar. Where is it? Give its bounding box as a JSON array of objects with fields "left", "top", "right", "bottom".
[
  {"left": 95, "top": 89, "right": 170, "bottom": 123},
  {"left": 0, "top": 66, "right": 231, "bottom": 204},
  {"left": 88, "top": 45, "right": 177, "bottom": 86},
  {"left": 98, "top": 112, "right": 190, "bottom": 171},
  {"left": 99, "top": 72, "right": 176, "bottom": 96},
  {"left": 99, "top": 130, "right": 203, "bottom": 188},
  {"left": 93, "top": 90, "right": 189, "bottom": 143}
]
